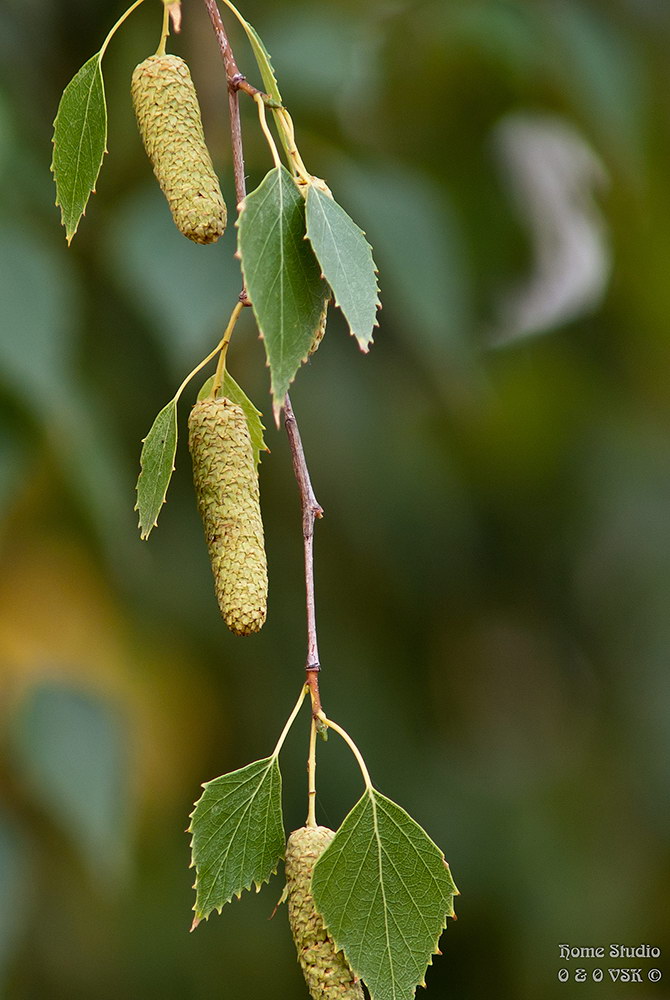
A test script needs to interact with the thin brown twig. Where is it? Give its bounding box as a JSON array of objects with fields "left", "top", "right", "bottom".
[
  {"left": 202, "top": 0, "right": 324, "bottom": 715},
  {"left": 202, "top": 0, "right": 253, "bottom": 303},
  {"left": 283, "top": 395, "right": 323, "bottom": 716},
  {"left": 201, "top": 0, "right": 242, "bottom": 87}
]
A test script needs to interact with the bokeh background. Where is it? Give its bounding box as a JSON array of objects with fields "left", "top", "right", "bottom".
[{"left": 1, "top": 0, "right": 669, "bottom": 997}]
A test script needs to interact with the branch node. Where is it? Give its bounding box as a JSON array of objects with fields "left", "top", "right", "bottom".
[{"left": 229, "top": 72, "right": 246, "bottom": 93}]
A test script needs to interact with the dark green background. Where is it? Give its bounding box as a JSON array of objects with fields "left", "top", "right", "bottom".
[{"left": 1, "top": 1, "right": 669, "bottom": 997}]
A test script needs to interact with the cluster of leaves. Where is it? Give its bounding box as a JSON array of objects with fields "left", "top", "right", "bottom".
[
  {"left": 188, "top": 714, "right": 458, "bottom": 1000},
  {"left": 51, "top": 0, "right": 379, "bottom": 541}
]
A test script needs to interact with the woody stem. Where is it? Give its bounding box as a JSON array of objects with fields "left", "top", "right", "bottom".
[
  {"left": 283, "top": 395, "right": 323, "bottom": 716},
  {"left": 203, "top": 0, "right": 324, "bottom": 715},
  {"left": 202, "top": 0, "right": 251, "bottom": 304}
]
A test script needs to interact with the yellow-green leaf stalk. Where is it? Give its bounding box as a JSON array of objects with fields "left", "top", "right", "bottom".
[
  {"left": 285, "top": 826, "right": 364, "bottom": 1000},
  {"left": 131, "top": 54, "right": 227, "bottom": 244},
  {"left": 188, "top": 398, "right": 267, "bottom": 635}
]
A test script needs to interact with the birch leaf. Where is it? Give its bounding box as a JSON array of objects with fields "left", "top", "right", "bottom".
[
  {"left": 135, "top": 399, "right": 178, "bottom": 539},
  {"left": 189, "top": 757, "right": 284, "bottom": 925},
  {"left": 52, "top": 53, "right": 107, "bottom": 243},
  {"left": 312, "top": 788, "right": 458, "bottom": 1000}
]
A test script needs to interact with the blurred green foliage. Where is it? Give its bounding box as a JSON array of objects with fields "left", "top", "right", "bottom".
[{"left": 1, "top": 0, "right": 670, "bottom": 997}]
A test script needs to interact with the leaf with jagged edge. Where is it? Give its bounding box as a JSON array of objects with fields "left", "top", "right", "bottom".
[
  {"left": 189, "top": 757, "right": 284, "bottom": 926},
  {"left": 135, "top": 399, "right": 178, "bottom": 539},
  {"left": 197, "top": 371, "right": 269, "bottom": 468},
  {"left": 306, "top": 185, "right": 380, "bottom": 352},
  {"left": 220, "top": 0, "right": 282, "bottom": 103},
  {"left": 52, "top": 52, "right": 107, "bottom": 243},
  {"left": 311, "top": 788, "right": 458, "bottom": 1000},
  {"left": 237, "top": 166, "right": 329, "bottom": 420}
]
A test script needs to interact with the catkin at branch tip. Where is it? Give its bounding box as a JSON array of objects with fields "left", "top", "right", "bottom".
[
  {"left": 188, "top": 397, "right": 267, "bottom": 635},
  {"left": 131, "top": 54, "right": 227, "bottom": 244},
  {"left": 285, "top": 827, "right": 364, "bottom": 1000}
]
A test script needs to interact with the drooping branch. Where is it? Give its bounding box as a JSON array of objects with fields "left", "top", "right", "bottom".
[{"left": 202, "top": 0, "right": 324, "bottom": 716}]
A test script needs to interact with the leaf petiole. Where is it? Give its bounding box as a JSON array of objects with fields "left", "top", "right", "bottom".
[
  {"left": 99, "top": 0, "right": 147, "bottom": 60},
  {"left": 317, "top": 712, "right": 373, "bottom": 790},
  {"left": 254, "top": 94, "right": 282, "bottom": 170},
  {"left": 272, "top": 684, "right": 308, "bottom": 758},
  {"left": 156, "top": 0, "right": 171, "bottom": 56},
  {"left": 211, "top": 300, "right": 244, "bottom": 398},
  {"left": 172, "top": 334, "right": 227, "bottom": 405},
  {"left": 275, "top": 108, "right": 311, "bottom": 186}
]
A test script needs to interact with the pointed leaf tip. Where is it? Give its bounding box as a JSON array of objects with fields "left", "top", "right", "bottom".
[
  {"left": 136, "top": 399, "right": 178, "bottom": 539},
  {"left": 312, "top": 788, "right": 457, "bottom": 1000},
  {"left": 189, "top": 756, "right": 284, "bottom": 921},
  {"left": 52, "top": 52, "right": 107, "bottom": 242},
  {"left": 305, "top": 185, "right": 380, "bottom": 352},
  {"left": 238, "top": 167, "right": 328, "bottom": 410}
]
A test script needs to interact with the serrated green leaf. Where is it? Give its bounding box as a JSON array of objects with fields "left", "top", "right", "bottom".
[
  {"left": 189, "top": 757, "right": 284, "bottom": 924},
  {"left": 51, "top": 53, "right": 107, "bottom": 243},
  {"left": 242, "top": 20, "right": 282, "bottom": 104},
  {"left": 238, "top": 166, "right": 328, "bottom": 416},
  {"left": 198, "top": 371, "right": 269, "bottom": 467},
  {"left": 220, "top": 0, "right": 282, "bottom": 103},
  {"left": 306, "top": 185, "right": 380, "bottom": 351},
  {"left": 135, "top": 399, "right": 178, "bottom": 539},
  {"left": 312, "top": 788, "right": 458, "bottom": 1000}
]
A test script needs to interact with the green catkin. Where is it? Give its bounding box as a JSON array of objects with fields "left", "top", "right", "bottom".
[
  {"left": 131, "top": 54, "right": 227, "bottom": 244},
  {"left": 188, "top": 397, "right": 267, "bottom": 635},
  {"left": 285, "top": 827, "right": 364, "bottom": 1000}
]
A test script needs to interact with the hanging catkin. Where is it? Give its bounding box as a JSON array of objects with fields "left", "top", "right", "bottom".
[
  {"left": 131, "top": 54, "right": 227, "bottom": 244},
  {"left": 285, "top": 826, "right": 364, "bottom": 1000},
  {"left": 188, "top": 397, "right": 267, "bottom": 635}
]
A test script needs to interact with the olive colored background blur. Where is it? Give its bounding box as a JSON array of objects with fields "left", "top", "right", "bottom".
[{"left": 1, "top": 1, "right": 669, "bottom": 997}]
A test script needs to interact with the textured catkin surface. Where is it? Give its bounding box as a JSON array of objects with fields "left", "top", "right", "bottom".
[
  {"left": 285, "top": 827, "right": 364, "bottom": 1000},
  {"left": 188, "top": 398, "right": 267, "bottom": 635},
  {"left": 131, "top": 54, "right": 227, "bottom": 244}
]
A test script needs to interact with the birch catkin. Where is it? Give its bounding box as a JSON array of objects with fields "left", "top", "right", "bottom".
[
  {"left": 285, "top": 827, "right": 364, "bottom": 1000},
  {"left": 188, "top": 398, "right": 267, "bottom": 635},
  {"left": 131, "top": 54, "right": 227, "bottom": 244}
]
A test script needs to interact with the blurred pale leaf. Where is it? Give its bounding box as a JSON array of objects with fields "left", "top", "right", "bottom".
[
  {"left": 0, "top": 812, "right": 31, "bottom": 976},
  {"left": 263, "top": 8, "right": 357, "bottom": 106},
  {"left": 0, "top": 228, "right": 131, "bottom": 553},
  {"left": 11, "top": 683, "right": 130, "bottom": 882},
  {"left": 189, "top": 757, "right": 284, "bottom": 923},
  {"left": 0, "top": 228, "right": 75, "bottom": 403},
  {"left": 104, "top": 185, "right": 241, "bottom": 373},
  {"left": 136, "top": 398, "right": 178, "bottom": 539},
  {"left": 334, "top": 161, "right": 473, "bottom": 372},
  {"left": 312, "top": 788, "right": 458, "bottom": 1000},
  {"left": 442, "top": 1, "right": 541, "bottom": 76},
  {"left": 0, "top": 428, "right": 30, "bottom": 521},
  {"left": 238, "top": 166, "right": 328, "bottom": 414},
  {"left": 547, "top": 2, "right": 646, "bottom": 174},
  {"left": 306, "top": 185, "right": 379, "bottom": 351},
  {"left": 51, "top": 52, "right": 106, "bottom": 243},
  {"left": 198, "top": 371, "right": 268, "bottom": 467}
]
